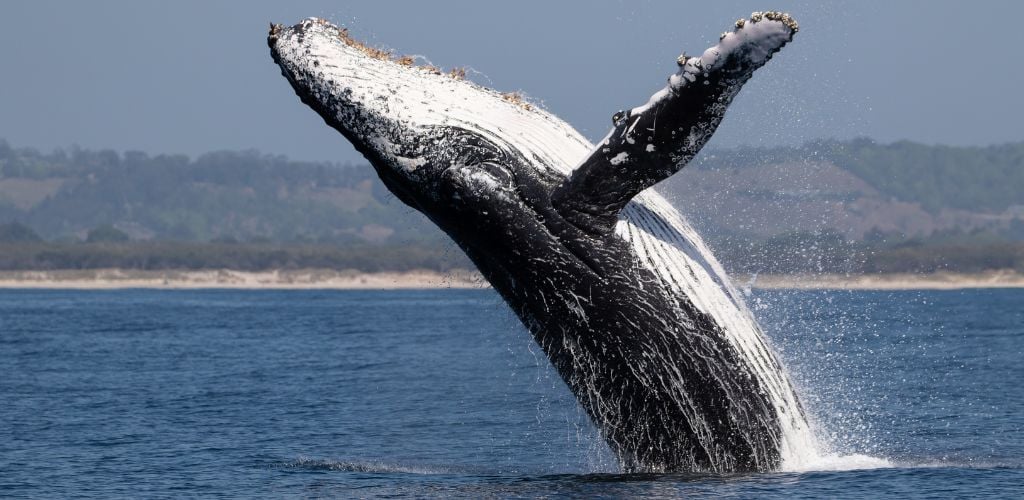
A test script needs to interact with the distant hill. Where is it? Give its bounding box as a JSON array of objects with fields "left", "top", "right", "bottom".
[
  {"left": 0, "top": 140, "right": 440, "bottom": 243},
  {"left": 1, "top": 138, "right": 1022, "bottom": 246},
  {"left": 666, "top": 139, "right": 1024, "bottom": 244}
]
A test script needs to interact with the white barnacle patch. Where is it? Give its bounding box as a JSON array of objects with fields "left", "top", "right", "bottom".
[
  {"left": 395, "top": 155, "right": 426, "bottom": 173},
  {"left": 700, "top": 48, "right": 721, "bottom": 69},
  {"left": 609, "top": 152, "right": 630, "bottom": 165},
  {"left": 467, "top": 169, "right": 500, "bottom": 189},
  {"left": 646, "top": 144, "right": 656, "bottom": 152}
]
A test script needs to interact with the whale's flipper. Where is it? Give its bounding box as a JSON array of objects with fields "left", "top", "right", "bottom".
[{"left": 552, "top": 12, "right": 798, "bottom": 236}]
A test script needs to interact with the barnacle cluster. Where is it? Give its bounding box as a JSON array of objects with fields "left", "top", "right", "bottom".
[
  {"left": 337, "top": 27, "right": 394, "bottom": 61},
  {"left": 268, "top": 23, "right": 283, "bottom": 40},
  {"left": 334, "top": 26, "right": 473, "bottom": 80},
  {"left": 501, "top": 92, "right": 533, "bottom": 111},
  {"left": 747, "top": 11, "right": 799, "bottom": 32},
  {"left": 270, "top": 19, "right": 472, "bottom": 81},
  {"left": 721, "top": 11, "right": 798, "bottom": 41}
]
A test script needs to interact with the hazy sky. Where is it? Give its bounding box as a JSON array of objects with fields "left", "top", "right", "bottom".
[{"left": 2, "top": 1, "right": 1022, "bottom": 162}]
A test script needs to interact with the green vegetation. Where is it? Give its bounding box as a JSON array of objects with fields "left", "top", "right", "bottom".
[
  {"left": 831, "top": 139, "right": 1024, "bottom": 213},
  {"left": 695, "top": 138, "right": 1024, "bottom": 214},
  {"left": 710, "top": 230, "right": 1024, "bottom": 275},
  {"left": 0, "top": 241, "right": 469, "bottom": 272},
  {"left": 2, "top": 138, "right": 1023, "bottom": 274},
  {"left": 712, "top": 229, "right": 859, "bottom": 275},
  {"left": 0, "top": 140, "right": 441, "bottom": 243},
  {"left": 86, "top": 224, "right": 130, "bottom": 243},
  {"left": 2, "top": 236, "right": 1019, "bottom": 275},
  {"left": 0, "top": 222, "right": 42, "bottom": 243},
  {"left": 861, "top": 243, "right": 1024, "bottom": 274}
]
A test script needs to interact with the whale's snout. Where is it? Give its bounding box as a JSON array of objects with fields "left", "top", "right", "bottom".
[
  {"left": 269, "top": 18, "right": 593, "bottom": 208},
  {"left": 269, "top": 18, "right": 443, "bottom": 188},
  {"left": 268, "top": 19, "right": 387, "bottom": 143}
]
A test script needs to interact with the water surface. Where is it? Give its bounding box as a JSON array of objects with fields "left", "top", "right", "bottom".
[{"left": 1, "top": 288, "right": 1021, "bottom": 497}]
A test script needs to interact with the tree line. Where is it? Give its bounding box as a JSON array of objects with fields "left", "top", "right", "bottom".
[
  {"left": 3, "top": 137, "right": 1023, "bottom": 274},
  {"left": 3, "top": 222, "right": 1021, "bottom": 274},
  {"left": 3, "top": 138, "right": 1023, "bottom": 244}
]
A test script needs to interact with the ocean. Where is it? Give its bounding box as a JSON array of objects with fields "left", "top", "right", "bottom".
[{"left": 1, "top": 288, "right": 1022, "bottom": 497}]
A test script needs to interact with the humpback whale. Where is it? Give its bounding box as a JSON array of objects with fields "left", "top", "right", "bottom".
[{"left": 269, "top": 11, "right": 817, "bottom": 473}]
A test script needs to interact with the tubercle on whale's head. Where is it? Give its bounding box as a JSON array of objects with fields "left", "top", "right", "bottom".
[
  {"left": 268, "top": 18, "right": 569, "bottom": 210},
  {"left": 269, "top": 19, "right": 442, "bottom": 193}
]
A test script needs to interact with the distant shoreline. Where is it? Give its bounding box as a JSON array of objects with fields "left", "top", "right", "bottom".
[
  {"left": 735, "top": 270, "right": 1024, "bottom": 290},
  {"left": 0, "top": 269, "right": 487, "bottom": 290},
  {"left": 0, "top": 269, "right": 1022, "bottom": 290}
]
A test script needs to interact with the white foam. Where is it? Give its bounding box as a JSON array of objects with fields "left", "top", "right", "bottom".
[
  {"left": 289, "top": 457, "right": 454, "bottom": 475},
  {"left": 781, "top": 453, "right": 894, "bottom": 472}
]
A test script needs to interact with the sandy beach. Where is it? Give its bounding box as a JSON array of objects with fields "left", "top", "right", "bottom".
[
  {"left": 0, "top": 269, "right": 487, "bottom": 290},
  {"left": 735, "top": 270, "right": 1024, "bottom": 290},
  {"left": 0, "top": 268, "right": 1022, "bottom": 290}
]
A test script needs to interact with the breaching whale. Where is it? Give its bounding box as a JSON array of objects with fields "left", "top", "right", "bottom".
[{"left": 269, "top": 11, "right": 816, "bottom": 473}]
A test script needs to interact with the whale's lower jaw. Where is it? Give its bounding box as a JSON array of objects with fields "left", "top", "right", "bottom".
[{"left": 270, "top": 13, "right": 815, "bottom": 473}]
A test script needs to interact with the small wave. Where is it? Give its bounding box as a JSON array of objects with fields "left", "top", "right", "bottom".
[
  {"left": 284, "top": 457, "right": 454, "bottom": 475},
  {"left": 877, "top": 458, "right": 1024, "bottom": 471},
  {"left": 782, "top": 452, "right": 1024, "bottom": 473},
  {"left": 782, "top": 453, "right": 894, "bottom": 472}
]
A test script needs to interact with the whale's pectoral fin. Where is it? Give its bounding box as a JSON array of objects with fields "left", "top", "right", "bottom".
[{"left": 551, "top": 12, "right": 798, "bottom": 236}]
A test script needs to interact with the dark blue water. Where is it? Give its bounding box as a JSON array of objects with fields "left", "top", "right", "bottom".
[{"left": 1, "top": 288, "right": 1021, "bottom": 497}]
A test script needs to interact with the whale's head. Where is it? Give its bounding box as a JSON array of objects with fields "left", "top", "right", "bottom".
[
  {"left": 269, "top": 14, "right": 796, "bottom": 260},
  {"left": 268, "top": 18, "right": 590, "bottom": 216}
]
